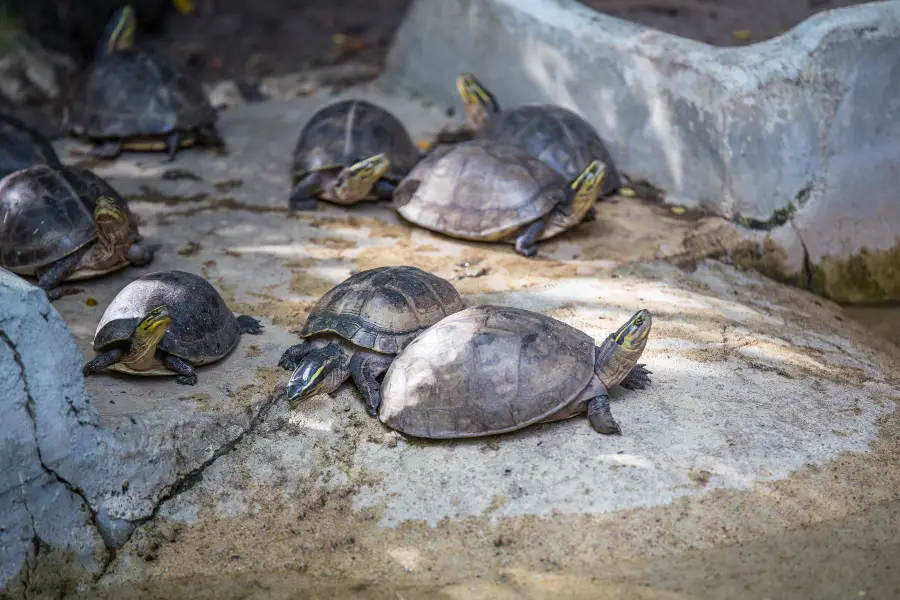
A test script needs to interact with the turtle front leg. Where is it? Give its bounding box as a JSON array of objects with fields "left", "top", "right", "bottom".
[
  {"left": 37, "top": 250, "right": 85, "bottom": 300},
  {"left": 82, "top": 348, "right": 126, "bottom": 377},
  {"left": 288, "top": 172, "right": 324, "bottom": 211},
  {"left": 236, "top": 314, "right": 264, "bottom": 335},
  {"left": 372, "top": 179, "right": 396, "bottom": 201},
  {"left": 586, "top": 388, "right": 620, "bottom": 435},
  {"left": 513, "top": 219, "right": 546, "bottom": 258},
  {"left": 278, "top": 340, "right": 312, "bottom": 371},
  {"left": 619, "top": 364, "right": 652, "bottom": 391},
  {"left": 89, "top": 141, "right": 124, "bottom": 160},
  {"left": 348, "top": 351, "right": 394, "bottom": 417},
  {"left": 165, "top": 132, "right": 183, "bottom": 162},
  {"left": 196, "top": 124, "right": 227, "bottom": 151},
  {"left": 581, "top": 207, "right": 597, "bottom": 223},
  {"left": 163, "top": 354, "right": 198, "bottom": 385}
]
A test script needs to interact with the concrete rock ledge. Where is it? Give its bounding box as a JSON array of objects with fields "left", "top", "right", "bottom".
[{"left": 381, "top": 0, "right": 900, "bottom": 303}]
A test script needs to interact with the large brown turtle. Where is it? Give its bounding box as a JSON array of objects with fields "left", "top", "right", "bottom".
[
  {"left": 280, "top": 265, "right": 464, "bottom": 415},
  {"left": 65, "top": 5, "right": 223, "bottom": 160},
  {"left": 287, "top": 99, "right": 420, "bottom": 210},
  {"left": 0, "top": 164, "right": 153, "bottom": 300},
  {"left": 379, "top": 305, "right": 652, "bottom": 438},
  {"left": 456, "top": 73, "right": 622, "bottom": 200},
  {"left": 392, "top": 139, "right": 606, "bottom": 257},
  {"left": 83, "top": 270, "right": 263, "bottom": 385}
]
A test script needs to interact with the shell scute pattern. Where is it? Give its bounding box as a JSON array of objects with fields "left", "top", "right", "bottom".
[
  {"left": 380, "top": 305, "right": 596, "bottom": 438},
  {"left": 301, "top": 266, "right": 464, "bottom": 355}
]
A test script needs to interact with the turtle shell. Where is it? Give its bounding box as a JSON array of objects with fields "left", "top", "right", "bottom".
[
  {"left": 379, "top": 305, "right": 597, "bottom": 438},
  {"left": 0, "top": 164, "right": 136, "bottom": 274},
  {"left": 392, "top": 139, "right": 566, "bottom": 241},
  {"left": 92, "top": 270, "right": 241, "bottom": 366},
  {"left": 291, "top": 99, "right": 419, "bottom": 184},
  {"left": 67, "top": 49, "right": 217, "bottom": 139},
  {"left": 0, "top": 113, "right": 61, "bottom": 179},
  {"left": 301, "top": 265, "right": 465, "bottom": 355},
  {"left": 479, "top": 105, "right": 621, "bottom": 196}
]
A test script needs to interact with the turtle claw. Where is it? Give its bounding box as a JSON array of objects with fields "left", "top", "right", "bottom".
[
  {"left": 44, "top": 286, "right": 82, "bottom": 301},
  {"left": 237, "top": 314, "right": 264, "bottom": 335},
  {"left": 278, "top": 355, "right": 298, "bottom": 371},
  {"left": 176, "top": 373, "right": 198, "bottom": 386},
  {"left": 619, "top": 364, "right": 652, "bottom": 391}
]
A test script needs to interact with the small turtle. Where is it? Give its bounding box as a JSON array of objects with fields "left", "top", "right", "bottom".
[
  {"left": 280, "top": 265, "right": 464, "bottom": 415},
  {"left": 379, "top": 305, "right": 653, "bottom": 438},
  {"left": 288, "top": 99, "right": 420, "bottom": 210},
  {"left": 392, "top": 139, "right": 605, "bottom": 257},
  {"left": 0, "top": 113, "right": 62, "bottom": 179},
  {"left": 83, "top": 270, "right": 264, "bottom": 385},
  {"left": 65, "top": 5, "right": 223, "bottom": 160},
  {"left": 0, "top": 163, "right": 153, "bottom": 300},
  {"left": 456, "top": 73, "right": 622, "bottom": 221}
]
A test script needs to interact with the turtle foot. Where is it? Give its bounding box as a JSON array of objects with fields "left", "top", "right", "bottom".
[
  {"left": 587, "top": 394, "right": 621, "bottom": 435},
  {"left": 237, "top": 314, "right": 264, "bottom": 335},
  {"left": 620, "top": 364, "right": 652, "bottom": 391},
  {"left": 176, "top": 373, "right": 198, "bottom": 386},
  {"left": 289, "top": 197, "right": 318, "bottom": 211},
  {"left": 45, "top": 286, "right": 82, "bottom": 301}
]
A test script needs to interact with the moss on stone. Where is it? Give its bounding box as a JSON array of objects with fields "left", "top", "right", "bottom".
[
  {"left": 729, "top": 236, "right": 808, "bottom": 289},
  {"left": 734, "top": 203, "right": 798, "bottom": 232},
  {"left": 810, "top": 244, "right": 900, "bottom": 305}
]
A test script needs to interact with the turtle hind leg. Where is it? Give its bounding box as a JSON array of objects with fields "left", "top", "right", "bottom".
[
  {"left": 82, "top": 347, "right": 126, "bottom": 377},
  {"left": 37, "top": 250, "right": 85, "bottom": 300},
  {"left": 236, "top": 314, "right": 264, "bottom": 335},
  {"left": 288, "top": 172, "right": 325, "bottom": 211},
  {"left": 278, "top": 340, "right": 312, "bottom": 371},
  {"left": 619, "top": 364, "right": 652, "bottom": 391},
  {"left": 513, "top": 219, "right": 546, "bottom": 258},
  {"left": 88, "top": 140, "right": 123, "bottom": 159},
  {"left": 586, "top": 391, "right": 621, "bottom": 435},
  {"left": 349, "top": 351, "right": 394, "bottom": 417},
  {"left": 164, "top": 354, "right": 198, "bottom": 385}
]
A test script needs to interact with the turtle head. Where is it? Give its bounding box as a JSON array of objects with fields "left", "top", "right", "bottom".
[
  {"left": 567, "top": 160, "right": 606, "bottom": 223},
  {"left": 333, "top": 153, "right": 390, "bottom": 203},
  {"left": 102, "top": 4, "right": 137, "bottom": 54},
  {"left": 286, "top": 343, "right": 345, "bottom": 406},
  {"left": 93, "top": 196, "right": 131, "bottom": 239},
  {"left": 456, "top": 73, "right": 499, "bottom": 129},
  {"left": 134, "top": 305, "right": 172, "bottom": 347},
  {"left": 595, "top": 309, "right": 652, "bottom": 387}
]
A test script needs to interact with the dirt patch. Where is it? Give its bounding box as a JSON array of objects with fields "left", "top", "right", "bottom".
[
  {"left": 82, "top": 399, "right": 900, "bottom": 600},
  {"left": 578, "top": 0, "right": 873, "bottom": 47}
]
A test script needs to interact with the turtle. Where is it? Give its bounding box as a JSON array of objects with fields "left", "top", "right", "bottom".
[
  {"left": 82, "top": 269, "right": 264, "bottom": 385},
  {"left": 392, "top": 139, "right": 606, "bottom": 257},
  {"left": 287, "top": 99, "right": 420, "bottom": 211},
  {"left": 0, "top": 113, "right": 62, "bottom": 179},
  {"left": 378, "top": 305, "right": 653, "bottom": 439},
  {"left": 0, "top": 163, "right": 153, "bottom": 300},
  {"left": 279, "top": 265, "right": 465, "bottom": 416},
  {"left": 65, "top": 4, "right": 224, "bottom": 161},
  {"left": 456, "top": 73, "right": 623, "bottom": 220}
]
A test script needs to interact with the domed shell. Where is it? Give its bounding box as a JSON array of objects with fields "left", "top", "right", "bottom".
[
  {"left": 68, "top": 49, "right": 217, "bottom": 139},
  {"left": 0, "top": 164, "right": 126, "bottom": 273},
  {"left": 479, "top": 104, "right": 622, "bottom": 196},
  {"left": 301, "top": 265, "right": 465, "bottom": 355},
  {"left": 379, "top": 305, "right": 597, "bottom": 438},
  {"left": 0, "top": 113, "right": 61, "bottom": 179},
  {"left": 392, "top": 139, "right": 566, "bottom": 240},
  {"left": 93, "top": 270, "right": 241, "bottom": 365},
  {"left": 291, "top": 99, "right": 419, "bottom": 183}
]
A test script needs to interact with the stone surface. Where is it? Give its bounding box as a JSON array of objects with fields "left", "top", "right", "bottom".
[
  {"left": 380, "top": 0, "right": 900, "bottom": 303},
  {"left": 0, "top": 81, "right": 889, "bottom": 597}
]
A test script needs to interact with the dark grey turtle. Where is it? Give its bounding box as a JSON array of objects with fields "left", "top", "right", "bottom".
[
  {"left": 0, "top": 163, "right": 152, "bottom": 300},
  {"left": 379, "top": 305, "right": 653, "bottom": 438},
  {"left": 66, "top": 5, "right": 223, "bottom": 161},
  {"left": 288, "top": 99, "right": 420, "bottom": 210},
  {"left": 82, "top": 270, "right": 263, "bottom": 385},
  {"left": 456, "top": 73, "right": 623, "bottom": 220},
  {"left": 0, "top": 113, "right": 61, "bottom": 179},
  {"left": 279, "top": 265, "right": 464, "bottom": 415}
]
